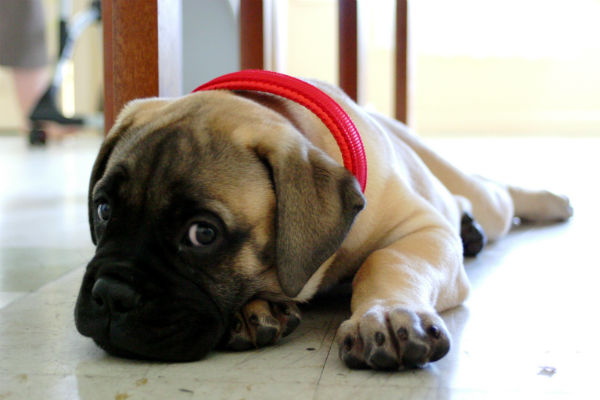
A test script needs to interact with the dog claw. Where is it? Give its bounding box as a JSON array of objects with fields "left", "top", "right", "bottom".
[
  {"left": 227, "top": 335, "right": 253, "bottom": 351},
  {"left": 341, "top": 353, "right": 368, "bottom": 369},
  {"left": 224, "top": 313, "right": 253, "bottom": 350},
  {"left": 255, "top": 326, "right": 278, "bottom": 347},
  {"left": 370, "top": 349, "right": 399, "bottom": 370},
  {"left": 427, "top": 325, "right": 441, "bottom": 339},
  {"left": 281, "top": 308, "right": 301, "bottom": 337},
  {"left": 402, "top": 340, "right": 429, "bottom": 368}
]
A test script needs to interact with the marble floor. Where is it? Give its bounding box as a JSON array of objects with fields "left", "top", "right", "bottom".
[{"left": 0, "top": 134, "right": 598, "bottom": 399}]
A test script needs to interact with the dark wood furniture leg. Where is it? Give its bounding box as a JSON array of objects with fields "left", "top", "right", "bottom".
[{"left": 103, "top": 0, "right": 181, "bottom": 134}]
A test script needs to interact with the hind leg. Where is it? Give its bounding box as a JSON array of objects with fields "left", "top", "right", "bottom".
[
  {"left": 432, "top": 169, "right": 572, "bottom": 241},
  {"left": 370, "top": 112, "right": 572, "bottom": 241},
  {"left": 454, "top": 182, "right": 573, "bottom": 258},
  {"left": 467, "top": 176, "right": 573, "bottom": 230},
  {"left": 370, "top": 112, "right": 515, "bottom": 240},
  {"left": 458, "top": 176, "right": 515, "bottom": 241},
  {"left": 508, "top": 186, "right": 573, "bottom": 222}
]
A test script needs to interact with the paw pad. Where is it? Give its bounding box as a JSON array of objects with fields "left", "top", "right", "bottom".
[{"left": 461, "top": 213, "right": 487, "bottom": 257}]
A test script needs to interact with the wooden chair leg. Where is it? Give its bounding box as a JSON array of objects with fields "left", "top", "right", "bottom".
[
  {"left": 102, "top": 0, "right": 182, "bottom": 134},
  {"left": 338, "top": 0, "right": 358, "bottom": 102},
  {"left": 338, "top": 0, "right": 409, "bottom": 121},
  {"left": 240, "top": 0, "right": 264, "bottom": 70},
  {"left": 395, "top": 0, "right": 409, "bottom": 123}
]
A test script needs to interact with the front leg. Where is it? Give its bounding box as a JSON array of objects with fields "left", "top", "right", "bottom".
[{"left": 337, "top": 225, "right": 470, "bottom": 370}]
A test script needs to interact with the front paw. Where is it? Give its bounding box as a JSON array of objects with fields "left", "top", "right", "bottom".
[
  {"left": 223, "top": 299, "right": 301, "bottom": 351},
  {"left": 336, "top": 306, "right": 450, "bottom": 370}
]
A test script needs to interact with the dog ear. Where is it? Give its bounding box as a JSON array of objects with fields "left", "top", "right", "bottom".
[
  {"left": 88, "top": 133, "right": 122, "bottom": 245},
  {"left": 257, "top": 138, "right": 366, "bottom": 297},
  {"left": 87, "top": 99, "right": 160, "bottom": 244},
  {"left": 88, "top": 120, "right": 134, "bottom": 245}
]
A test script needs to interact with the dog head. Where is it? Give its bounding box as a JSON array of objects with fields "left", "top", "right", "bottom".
[{"left": 74, "top": 91, "right": 365, "bottom": 361}]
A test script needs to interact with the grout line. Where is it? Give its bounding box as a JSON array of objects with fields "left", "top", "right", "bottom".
[
  {"left": 312, "top": 311, "right": 342, "bottom": 400},
  {"left": 0, "top": 292, "right": 28, "bottom": 309}
]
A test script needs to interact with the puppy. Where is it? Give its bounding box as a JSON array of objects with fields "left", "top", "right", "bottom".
[{"left": 74, "top": 78, "right": 572, "bottom": 369}]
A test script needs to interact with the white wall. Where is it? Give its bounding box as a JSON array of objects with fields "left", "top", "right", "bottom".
[
  {"left": 411, "top": 0, "right": 600, "bottom": 136},
  {"left": 181, "top": 0, "right": 240, "bottom": 93}
]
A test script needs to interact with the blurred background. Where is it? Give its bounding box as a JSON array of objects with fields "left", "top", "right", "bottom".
[{"left": 1, "top": 0, "right": 599, "bottom": 138}]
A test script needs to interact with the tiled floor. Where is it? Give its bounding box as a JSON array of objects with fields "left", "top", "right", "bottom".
[{"left": 0, "top": 134, "right": 598, "bottom": 399}]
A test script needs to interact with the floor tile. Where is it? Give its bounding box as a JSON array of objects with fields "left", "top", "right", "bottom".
[{"left": 0, "top": 291, "right": 26, "bottom": 309}]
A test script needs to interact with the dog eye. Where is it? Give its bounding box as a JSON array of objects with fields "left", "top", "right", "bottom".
[
  {"left": 188, "top": 223, "right": 218, "bottom": 246},
  {"left": 97, "top": 202, "right": 112, "bottom": 222}
]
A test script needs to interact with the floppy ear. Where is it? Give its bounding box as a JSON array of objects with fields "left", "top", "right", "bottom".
[
  {"left": 88, "top": 98, "right": 168, "bottom": 244},
  {"left": 87, "top": 133, "right": 122, "bottom": 245},
  {"left": 257, "top": 140, "right": 366, "bottom": 297},
  {"left": 87, "top": 99, "right": 158, "bottom": 244}
]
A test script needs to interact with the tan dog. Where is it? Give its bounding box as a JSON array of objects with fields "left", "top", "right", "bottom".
[{"left": 74, "top": 79, "right": 572, "bottom": 369}]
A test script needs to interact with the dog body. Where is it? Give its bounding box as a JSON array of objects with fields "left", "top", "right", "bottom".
[{"left": 75, "top": 79, "right": 572, "bottom": 369}]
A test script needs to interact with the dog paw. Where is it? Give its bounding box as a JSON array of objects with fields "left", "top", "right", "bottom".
[
  {"left": 536, "top": 191, "right": 573, "bottom": 221},
  {"left": 514, "top": 189, "right": 573, "bottom": 223},
  {"left": 336, "top": 306, "right": 450, "bottom": 370},
  {"left": 461, "top": 213, "right": 487, "bottom": 257},
  {"left": 224, "top": 299, "right": 301, "bottom": 351}
]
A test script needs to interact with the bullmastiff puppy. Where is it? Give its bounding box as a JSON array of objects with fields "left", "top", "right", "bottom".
[{"left": 74, "top": 77, "right": 572, "bottom": 370}]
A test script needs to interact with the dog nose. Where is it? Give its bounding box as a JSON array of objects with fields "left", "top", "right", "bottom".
[{"left": 91, "top": 277, "right": 141, "bottom": 314}]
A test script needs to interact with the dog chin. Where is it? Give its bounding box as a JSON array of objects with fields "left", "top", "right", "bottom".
[{"left": 92, "top": 320, "right": 224, "bottom": 362}]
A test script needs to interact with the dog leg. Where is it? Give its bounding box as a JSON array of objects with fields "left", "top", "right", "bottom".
[
  {"left": 369, "top": 113, "right": 516, "bottom": 240},
  {"left": 508, "top": 186, "right": 573, "bottom": 222},
  {"left": 224, "top": 299, "right": 301, "bottom": 350},
  {"left": 371, "top": 112, "right": 573, "bottom": 241},
  {"left": 460, "top": 212, "right": 487, "bottom": 257},
  {"left": 336, "top": 226, "right": 469, "bottom": 370}
]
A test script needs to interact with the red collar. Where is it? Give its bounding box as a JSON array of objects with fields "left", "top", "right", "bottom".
[{"left": 192, "top": 70, "right": 367, "bottom": 192}]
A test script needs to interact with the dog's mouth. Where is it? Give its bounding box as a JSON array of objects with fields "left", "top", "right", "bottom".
[
  {"left": 91, "top": 307, "right": 224, "bottom": 362},
  {"left": 75, "top": 274, "right": 227, "bottom": 362}
]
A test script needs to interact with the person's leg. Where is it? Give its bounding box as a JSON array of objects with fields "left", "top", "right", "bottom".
[
  {"left": 1, "top": 0, "right": 48, "bottom": 131},
  {"left": 1, "top": 0, "right": 77, "bottom": 139},
  {"left": 12, "top": 66, "right": 49, "bottom": 127}
]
